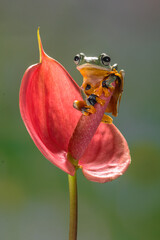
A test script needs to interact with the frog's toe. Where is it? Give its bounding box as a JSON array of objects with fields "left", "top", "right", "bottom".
[
  {"left": 96, "top": 97, "right": 106, "bottom": 106},
  {"left": 112, "top": 63, "right": 118, "bottom": 70},
  {"left": 73, "top": 100, "right": 86, "bottom": 111},
  {"left": 81, "top": 108, "right": 90, "bottom": 116},
  {"left": 82, "top": 105, "right": 96, "bottom": 115},
  {"left": 102, "top": 87, "right": 111, "bottom": 97},
  {"left": 101, "top": 114, "right": 113, "bottom": 124},
  {"left": 73, "top": 100, "right": 96, "bottom": 115},
  {"left": 120, "top": 69, "right": 125, "bottom": 78}
]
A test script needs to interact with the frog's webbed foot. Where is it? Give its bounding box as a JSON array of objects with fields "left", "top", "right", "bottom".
[
  {"left": 73, "top": 100, "right": 96, "bottom": 116},
  {"left": 101, "top": 114, "right": 113, "bottom": 124},
  {"left": 73, "top": 89, "right": 96, "bottom": 115}
]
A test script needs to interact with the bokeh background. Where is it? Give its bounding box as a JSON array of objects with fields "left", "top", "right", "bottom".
[{"left": 0, "top": 0, "right": 160, "bottom": 239}]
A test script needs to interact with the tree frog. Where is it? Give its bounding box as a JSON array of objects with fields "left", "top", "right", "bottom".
[{"left": 73, "top": 53, "right": 124, "bottom": 124}]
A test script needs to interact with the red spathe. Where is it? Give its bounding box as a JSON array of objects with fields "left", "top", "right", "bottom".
[
  {"left": 79, "top": 123, "right": 130, "bottom": 183},
  {"left": 20, "top": 51, "right": 82, "bottom": 175},
  {"left": 19, "top": 34, "right": 131, "bottom": 182}
]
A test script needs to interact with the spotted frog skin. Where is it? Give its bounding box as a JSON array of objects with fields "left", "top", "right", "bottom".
[{"left": 73, "top": 53, "right": 124, "bottom": 124}]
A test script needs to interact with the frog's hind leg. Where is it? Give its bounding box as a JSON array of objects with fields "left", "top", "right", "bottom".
[{"left": 101, "top": 114, "right": 113, "bottom": 124}]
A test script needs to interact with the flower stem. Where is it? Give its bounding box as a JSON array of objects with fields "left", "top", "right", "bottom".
[{"left": 68, "top": 172, "right": 78, "bottom": 240}]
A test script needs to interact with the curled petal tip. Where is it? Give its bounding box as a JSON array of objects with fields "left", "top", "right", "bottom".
[{"left": 37, "top": 27, "right": 45, "bottom": 63}]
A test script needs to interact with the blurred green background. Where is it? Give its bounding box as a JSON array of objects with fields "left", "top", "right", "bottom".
[{"left": 0, "top": 0, "right": 160, "bottom": 239}]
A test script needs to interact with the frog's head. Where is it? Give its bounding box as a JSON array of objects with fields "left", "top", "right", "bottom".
[{"left": 74, "top": 53, "right": 113, "bottom": 79}]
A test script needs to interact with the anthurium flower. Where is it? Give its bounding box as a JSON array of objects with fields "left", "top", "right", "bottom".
[{"left": 19, "top": 30, "right": 131, "bottom": 183}]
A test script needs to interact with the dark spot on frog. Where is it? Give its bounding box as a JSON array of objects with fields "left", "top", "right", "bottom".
[
  {"left": 102, "top": 80, "right": 109, "bottom": 88},
  {"left": 85, "top": 84, "right": 91, "bottom": 90},
  {"left": 87, "top": 94, "right": 97, "bottom": 106}
]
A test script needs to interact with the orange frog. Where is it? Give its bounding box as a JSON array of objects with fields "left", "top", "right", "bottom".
[{"left": 73, "top": 53, "right": 124, "bottom": 124}]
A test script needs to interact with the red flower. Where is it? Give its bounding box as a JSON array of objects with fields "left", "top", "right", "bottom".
[{"left": 19, "top": 31, "right": 131, "bottom": 183}]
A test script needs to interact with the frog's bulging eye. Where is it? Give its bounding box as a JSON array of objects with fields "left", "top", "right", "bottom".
[
  {"left": 74, "top": 54, "right": 81, "bottom": 65},
  {"left": 101, "top": 54, "right": 111, "bottom": 66}
]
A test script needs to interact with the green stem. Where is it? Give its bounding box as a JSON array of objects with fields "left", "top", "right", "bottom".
[{"left": 68, "top": 172, "right": 78, "bottom": 240}]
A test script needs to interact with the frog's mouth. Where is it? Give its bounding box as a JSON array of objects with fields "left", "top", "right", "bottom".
[
  {"left": 77, "top": 64, "right": 112, "bottom": 79},
  {"left": 77, "top": 63, "right": 110, "bottom": 71}
]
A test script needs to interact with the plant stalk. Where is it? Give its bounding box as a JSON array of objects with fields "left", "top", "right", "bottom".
[{"left": 68, "top": 172, "right": 78, "bottom": 240}]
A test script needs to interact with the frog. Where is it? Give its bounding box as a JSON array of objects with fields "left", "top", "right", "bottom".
[{"left": 73, "top": 53, "right": 124, "bottom": 124}]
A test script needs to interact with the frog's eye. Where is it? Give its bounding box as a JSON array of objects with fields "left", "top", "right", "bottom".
[
  {"left": 101, "top": 54, "right": 111, "bottom": 66},
  {"left": 74, "top": 54, "right": 81, "bottom": 65}
]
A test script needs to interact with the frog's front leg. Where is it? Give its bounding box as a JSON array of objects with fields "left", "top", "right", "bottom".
[
  {"left": 102, "top": 74, "right": 117, "bottom": 97},
  {"left": 73, "top": 89, "right": 92, "bottom": 115},
  {"left": 86, "top": 94, "right": 105, "bottom": 107},
  {"left": 85, "top": 94, "right": 105, "bottom": 115}
]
